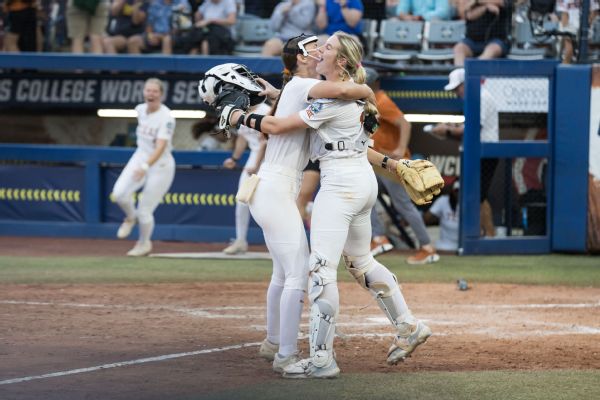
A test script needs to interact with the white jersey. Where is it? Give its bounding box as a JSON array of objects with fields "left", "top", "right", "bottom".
[
  {"left": 299, "top": 98, "right": 368, "bottom": 161},
  {"left": 263, "top": 76, "right": 321, "bottom": 171},
  {"left": 238, "top": 102, "right": 271, "bottom": 152},
  {"left": 135, "top": 103, "right": 175, "bottom": 157}
]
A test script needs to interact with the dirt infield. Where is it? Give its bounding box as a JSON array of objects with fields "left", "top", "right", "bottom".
[{"left": 1, "top": 238, "right": 600, "bottom": 399}]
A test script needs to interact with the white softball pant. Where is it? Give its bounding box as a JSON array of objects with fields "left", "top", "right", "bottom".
[
  {"left": 249, "top": 163, "right": 308, "bottom": 291},
  {"left": 112, "top": 150, "right": 175, "bottom": 225},
  {"left": 307, "top": 157, "right": 378, "bottom": 310}
]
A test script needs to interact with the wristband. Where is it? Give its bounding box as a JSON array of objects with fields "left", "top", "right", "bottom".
[
  {"left": 245, "top": 113, "right": 265, "bottom": 132},
  {"left": 231, "top": 155, "right": 239, "bottom": 162},
  {"left": 235, "top": 113, "right": 246, "bottom": 129},
  {"left": 381, "top": 156, "right": 389, "bottom": 170},
  {"left": 140, "top": 162, "right": 150, "bottom": 171}
]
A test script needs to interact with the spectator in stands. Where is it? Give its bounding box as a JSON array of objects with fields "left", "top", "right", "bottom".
[
  {"left": 391, "top": 0, "right": 451, "bottom": 21},
  {"left": 453, "top": 0, "right": 509, "bottom": 66},
  {"left": 315, "top": 0, "right": 363, "bottom": 39},
  {"left": 128, "top": 0, "right": 189, "bottom": 54},
  {"left": 261, "top": 0, "right": 316, "bottom": 56},
  {"left": 424, "top": 179, "right": 460, "bottom": 252},
  {"left": 103, "top": 0, "right": 149, "bottom": 53},
  {"left": 66, "top": 0, "right": 110, "bottom": 53},
  {"left": 556, "top": 0, "right": 600, "bottom": 64},
  {"left": 431, "top": 68, "right": 498, "bottom": 237},
  {"left": 187, "top": 0, "right": 236, "bottom": 55},
  {"left": 2, "top": 0, "right": 38, "bottom": 52},
  {"left": 365, "top": 68, "right": 440, "bottom": 264},
  {"left": 244, "top": 0, "right": 281, "bottom": 17}
]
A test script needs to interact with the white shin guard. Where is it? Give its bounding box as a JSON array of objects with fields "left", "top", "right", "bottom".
[
  {"left": 344, "top": 254, "right": 407, "bottom": 330},
  {"left": 309, "top": 299, "right": 336, "bottom": 368}
]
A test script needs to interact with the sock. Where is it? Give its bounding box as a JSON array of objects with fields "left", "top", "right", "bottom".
[
  {"left": 278, "top": 288, "right": 305, "bottom": 356},
  {"left": 138, "top": 219, "right": 154, "bottom": 244},
  {"left": 266, "top": 282, "right": 284, "bottom": 345},
  {"left": 235, "top": 202, "right": 250, "bottom": 242}
]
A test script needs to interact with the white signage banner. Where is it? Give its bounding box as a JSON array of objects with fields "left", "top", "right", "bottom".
[{"left": 482, "top": 78, "right": 549, "bottom": 113}]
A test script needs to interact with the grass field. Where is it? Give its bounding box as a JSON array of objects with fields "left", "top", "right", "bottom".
[
  {"left": 1, "top": 252, "right": 599, "bottom": 400},
  {"left": 1, "top": 254, "right": 599, "bottom": 286}
]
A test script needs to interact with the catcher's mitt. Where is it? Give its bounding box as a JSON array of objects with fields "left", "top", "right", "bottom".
[{"left": 396, "top": 159, "right": 444, "bottom": 205}]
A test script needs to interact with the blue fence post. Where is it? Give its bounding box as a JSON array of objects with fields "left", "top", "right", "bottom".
[{"left": 552, "top": 65, "right": 591, "bottom": 252}]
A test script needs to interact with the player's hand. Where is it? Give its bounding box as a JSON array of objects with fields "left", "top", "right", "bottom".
[
  {"left": 133, "top": 168, "right": 146, "bottom": 181},
  {"left": 223, "top": 158, "right": 236, "bottom": 169},
  {"left": 256, "top": 77, "right": 280, "bottom": 101},
  {"left": 245, "top": 165, "right": 258, "bottom": 174}
]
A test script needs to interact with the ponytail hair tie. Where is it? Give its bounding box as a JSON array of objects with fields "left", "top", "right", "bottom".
[
  {"left": 283, "top": 68, "right": 291, "bottom": 75},
  {"left": 356, "top": 63, "right": 362, "bottom": 68}
]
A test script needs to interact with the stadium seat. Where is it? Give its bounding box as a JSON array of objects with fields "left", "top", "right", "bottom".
[
  {"left": 362, "top": 19, "right": 379, "bottom": 59},
  {"left": 372, "top": 19, "right": 424, "bottom": 63},
  {"left": 233, "top": 18, "right": 273, "bottom": 56},
  {"left": 507, "top": 19, "right": 556, "bottom": 61},
  {"left": 417, "top": 20, "right": 465, "bottom": 63}
]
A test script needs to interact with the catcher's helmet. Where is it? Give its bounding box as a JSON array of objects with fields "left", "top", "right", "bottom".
[{"left": 198, "top": 63, "right": 266, "bottom": 107}]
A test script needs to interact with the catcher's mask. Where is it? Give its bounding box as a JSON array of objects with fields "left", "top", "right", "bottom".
[
  {"left": 198, "top": 63, "right": 266, "bottom": 107},
  {"left": 283, "top": 34, "right": 319, "bottom": 59}
]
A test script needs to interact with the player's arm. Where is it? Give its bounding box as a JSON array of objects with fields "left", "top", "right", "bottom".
[
  {"left": 229, "top": 110, "right": 308, "bottom": 135},
  {"left": 223, "top": 135, "right": 247, "bottom": 169},
  {"left": 134, "top": 138, "right": 168, "bottom": 180},
  {"left": 146, "top": 139, "right": 168, "bottom": 166},
  {"left": 391, "top": 115, "right": 411, "bottom": 159},
  {"left": 367, "top": 147, "right": 401, "bottom": 172},
  {"left": 308, "top": 81, "right": 374, "bottom": 102}
]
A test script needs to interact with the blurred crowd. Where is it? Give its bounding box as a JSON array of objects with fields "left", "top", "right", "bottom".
[{"left": 0, "top": 1, "right": 599, "bottom": 63}]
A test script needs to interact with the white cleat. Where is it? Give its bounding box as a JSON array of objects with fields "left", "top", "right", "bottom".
[
  {"left": 387, "top": 320, "right": 432, "bottom": 365},
  {"left": 273, "top": 352, "right": 301, "bottom": 373},
  {"left": 117, "top": 218, "right": 136, "bottom": 239},
  {"left": 282, "top": 357, "right": 340, "bottom": 379},
  {"left": 223, "top": 239, "right": 248, "bottom": 255},
  {"left": 126, "top": 241, "right": 152, "bottom": 257},
  {"left": 258, "top": 338, "right": 278, "bottom": 361}
]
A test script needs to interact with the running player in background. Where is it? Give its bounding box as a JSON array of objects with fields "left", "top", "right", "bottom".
[
  {"left": 112, "top": 78, "right": 176, "bottom": 256},
  {"left": 222, "top": 102, "right": 269, "bottom": 255}
]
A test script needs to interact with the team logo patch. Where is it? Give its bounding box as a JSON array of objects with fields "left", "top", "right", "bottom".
[
  {"left": 305, "top": 102, "right": 323, "bottom": 119},
  {"left": 309, "top": 102, "right": 323, "bottom": 114}
]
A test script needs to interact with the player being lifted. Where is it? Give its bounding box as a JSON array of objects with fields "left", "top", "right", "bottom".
[{"left": 210, "top": 32, "right": 441, "bottom": 378}]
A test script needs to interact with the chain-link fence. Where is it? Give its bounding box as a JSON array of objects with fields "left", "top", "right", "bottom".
[{"left": 478, "top": 75, "right": 549, "bottom": 238}]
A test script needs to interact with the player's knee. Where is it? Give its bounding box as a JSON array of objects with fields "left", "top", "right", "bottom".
[
  {"left": 343, "top": 253, "right": 377, "bottom": 290},
  {"left": 136, "top": 210, "right": 153, "bottom": 224},
  {"left": 308, "top": 260, "right": 337, "bottom": 304},
  {"left": 284, "top": 275, "right": 307, "bottom": 292},
  {"left": 269, "top": 274, "right": 285, "bottom": 288}
]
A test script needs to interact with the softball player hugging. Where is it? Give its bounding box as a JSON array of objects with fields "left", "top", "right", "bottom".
[
  {"left": 217, "top": 32, "right": 431, "bottom": 379},
  {"left": 112, "top": 78, "right": 176, "bottom": 257},
  {"left": 199, "top": 37, "right": 375, "bottom": 375}
]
